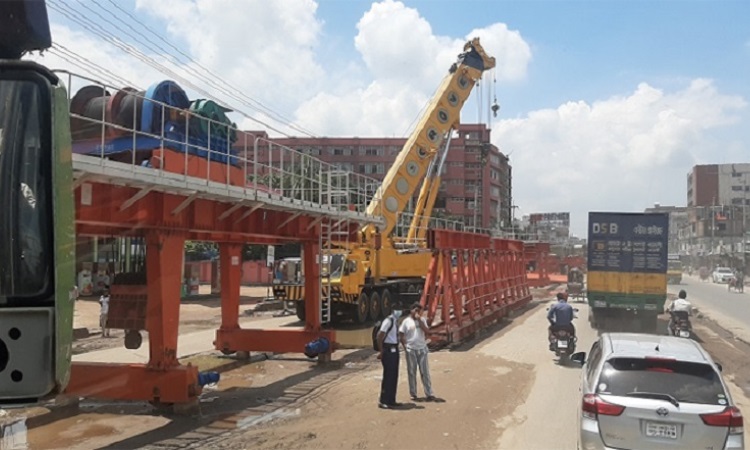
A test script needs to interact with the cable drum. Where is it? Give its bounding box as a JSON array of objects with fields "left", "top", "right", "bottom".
[
  {"left": 69, "top": 85, "right": 110, "bottom": 141},
  {"left": 108, "top": 87, "right": 143, "bottom": 137},
  {"left": 189, "top": 99, "right": 238, "bottom": 145}
]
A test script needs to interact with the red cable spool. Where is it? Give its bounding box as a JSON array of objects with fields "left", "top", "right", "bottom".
[
  {"left": 107, "top": 87, "right": 141, "bottom": 139},
  {"left": 69, "top": 85, "right": 111, "bottom": 141}
]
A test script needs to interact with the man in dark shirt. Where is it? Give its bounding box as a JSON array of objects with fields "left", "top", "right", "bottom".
[{"left": 547, "top": 292, "right": 575, "bottom": 349}]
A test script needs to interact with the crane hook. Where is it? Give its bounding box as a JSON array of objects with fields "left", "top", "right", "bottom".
[{"left": 491, "top": 100, "right": 500, "bottom": 118}]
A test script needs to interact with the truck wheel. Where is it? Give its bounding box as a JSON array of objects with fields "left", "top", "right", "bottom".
[
  {"left": 380, "top": 289, "right": 393, "bottom": 319},
  {"left": 369, "top": 290, "right": 382, "bottom": 321},
  {"left": 295, "top": 302, "right": 306, "bottom": 321},
  {"left": 356, "top": 292, "right": 369, "bottom": 324}
]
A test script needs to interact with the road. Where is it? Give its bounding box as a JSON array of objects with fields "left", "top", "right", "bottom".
[
  {"left": 4, "top": 292, "right": 750, "bottom": 449},
  {"left": 668, "top": 275, "right": 750, "bottom": 342}
]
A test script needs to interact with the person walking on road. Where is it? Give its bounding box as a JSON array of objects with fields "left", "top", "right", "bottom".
[
  {"left": 376, "top": 308, "right": 403, "bottom": 409},
  {"left": 99, "top": 289, "right": 111, "bottom": 337},
  {"left": 399, "top": 302, "right": 435, "bottom": 401}
]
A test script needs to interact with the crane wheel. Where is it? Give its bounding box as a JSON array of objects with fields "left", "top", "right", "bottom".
[
  {"left": 368, "top": 291, "right": 381, "bottom": 321},
  {"left": 380, "top": 289, "right": 393, "bottom": 319},
  {"left": 356, "top": 292, "right": 369, "bottom": 324}
]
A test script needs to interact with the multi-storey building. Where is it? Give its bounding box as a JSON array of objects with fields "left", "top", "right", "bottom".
[
  {"left": 643, "top": 204, "right": 688, "bottom": 255},
  {"left": 684, "top": 164, "right": 750, "bottom": 263},
  {"left": 238, "top": 124, "right": 512, "bottom": 230}
]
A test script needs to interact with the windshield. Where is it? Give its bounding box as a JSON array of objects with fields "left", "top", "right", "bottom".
[
  {"left": 327, "top": 254, "right": 344, "bottom": 277},
  {"left": 668, "top": 261, "right": 681, "bottom": 270},
  {"left": 0, "top": 78, "right": 52, "bottom": 300},
  {"left": 597, "top": 358, "right": 727, "bottom": 405}
]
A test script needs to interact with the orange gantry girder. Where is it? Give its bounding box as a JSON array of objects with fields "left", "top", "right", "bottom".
[
  {"left": 66, "top": 158, "right": 361, "bottom": 405},
  {"left": 421, "top": 230, "right": 532, "bottom": 345}
]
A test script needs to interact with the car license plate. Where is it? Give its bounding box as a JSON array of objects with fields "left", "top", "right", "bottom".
[
  {"left": 645, "top": 422, "right": 677, "bottom": 439},
  {"left": 557, "top": 340, "right": 568, "bottom": 349},
  {"left": 679, "top": 330, "right": 690, "bottom": 338}
]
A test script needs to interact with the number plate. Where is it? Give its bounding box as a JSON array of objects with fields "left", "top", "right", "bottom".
[
  {"left": 557, "top": 340, "right": 568, "bottom": 349},
  {"left": 679, "top": 330, "right": 690, "bottom": 338},
  {"left": 645, "top": 422, "right": 677, "bottom": 439}
]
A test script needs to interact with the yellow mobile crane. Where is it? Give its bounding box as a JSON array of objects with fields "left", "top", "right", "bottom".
[{"left": 277, "top": 38, "right": 495, "bottom": 323}]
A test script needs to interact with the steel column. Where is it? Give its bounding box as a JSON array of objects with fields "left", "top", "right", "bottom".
[{"left": 219, "top": 243, "right": 243, "bottom": 331}]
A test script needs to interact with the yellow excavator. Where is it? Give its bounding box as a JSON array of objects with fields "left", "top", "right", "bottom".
[{"left": 275, "top": 38, "right": 496, "bottom": 323}]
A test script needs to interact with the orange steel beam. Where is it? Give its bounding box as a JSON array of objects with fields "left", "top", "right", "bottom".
[
  {"left": 67, "top": 231, "right": 201, "bottom": 404},
  {"left": 214, "top": 329, "right": 337, "bottom": 354},
  {"left": 218, "top": 243, "right": 243, "bottom": 331},
  {"left": 145, "top": 231, "right": 185, "bottom": 368},
  {"left": 75, "top": 183, "right": 327, "bottom": 242},
  {"left": 302, "top": 239, "right": 322, "bottom": 331},
  {"left": 214, "top": 237, "right": 335, "bottom": 356},
  {"left": 65, "top": 363, "right": 199, "bottom": 404}
]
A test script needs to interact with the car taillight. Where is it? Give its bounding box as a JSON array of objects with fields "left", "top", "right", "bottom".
[
  {"left": 582, "top": 394, "right": 625, "bottom": 419},
  {"left": 701, "top": 407, "right": 743, "bottom": 434}
]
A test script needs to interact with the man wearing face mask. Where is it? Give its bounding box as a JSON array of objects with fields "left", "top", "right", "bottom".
[{"left": 376, "top": 307, "right": 404, "bottom": 409}]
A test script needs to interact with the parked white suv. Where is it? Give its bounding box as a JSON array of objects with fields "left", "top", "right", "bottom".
[{"left": 573, "top": 333, "right": 743, "bottom": 450}]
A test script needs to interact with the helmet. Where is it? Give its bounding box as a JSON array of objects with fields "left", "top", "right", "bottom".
[{"left": 678, "top": 290, "right": 687, "bottom": 299}]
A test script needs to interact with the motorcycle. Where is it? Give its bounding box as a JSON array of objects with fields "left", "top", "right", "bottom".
[
  {"left": 669, "top": 311, "right": 691, "bottom": 338},
  {"left": 547, "top": 307, "right": 579, "bottom": 362}
]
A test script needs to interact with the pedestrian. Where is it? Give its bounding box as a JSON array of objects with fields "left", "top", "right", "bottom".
[
  {"left": 376, "top": 308, "right": 403, "bottom": 409},
  {"left": 399, "top": 302, "right": 435, "bottom": 401},
  {"left": 99, "top": 289, "right": 110, "bottom": 337}
]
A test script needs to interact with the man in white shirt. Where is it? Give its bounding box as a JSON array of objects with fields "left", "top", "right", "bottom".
[
  {"left": 99, "top": 289, "right": 110, "bottom": 337},
  {"left": 666, "top": 289, "right": 692, "bottom": 335},
  {"left": 399, "top": 302, "right": 435, "bottom": 401}
]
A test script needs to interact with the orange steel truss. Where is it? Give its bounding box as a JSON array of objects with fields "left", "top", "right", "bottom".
[{"left": 420, "top": 230, "right": 532, "bottom": 345}]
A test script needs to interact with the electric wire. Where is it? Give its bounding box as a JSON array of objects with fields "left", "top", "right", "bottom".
[
  {"left": 48, "top": 0, "right": 297, "bottom": 137},
  {"left": 97, "top": 0, "right": 317, "bottom": 137}
]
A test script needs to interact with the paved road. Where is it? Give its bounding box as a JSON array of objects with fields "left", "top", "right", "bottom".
[
  {"left": 7, "top": 293, "right": 750, "bottom": 449},
  {"left": 668, "top": 275, "right": 750, "bottom": 341},
  {"left": 490, "top": 297, "right": 598, "bottom": 449}
]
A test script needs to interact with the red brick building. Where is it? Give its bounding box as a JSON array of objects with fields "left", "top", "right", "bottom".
[{"left": 238, "top": 124, "right": 512, "bottom": 230}]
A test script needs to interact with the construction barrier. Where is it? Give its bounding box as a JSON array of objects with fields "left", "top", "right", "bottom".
[{"left": 421, "top": 229, "right": 532, "bottom": 346}]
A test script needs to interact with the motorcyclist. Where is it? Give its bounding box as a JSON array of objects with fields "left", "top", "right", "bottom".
[
  {"left": 547, "top": 292, "right": 575, "bottom": 350},
  {"left": 666, "top": 289, "right": 692, "bottom": 335}
]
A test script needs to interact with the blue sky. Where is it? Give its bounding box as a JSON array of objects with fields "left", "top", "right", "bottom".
[{"left": 41, "top": 0, "right": 750, "bottom": 235}]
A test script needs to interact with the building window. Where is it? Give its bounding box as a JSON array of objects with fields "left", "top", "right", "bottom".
[
  {"left": 361, "top": 147, "right": 383, "bottom": 156},
  {"left": 491, "top": 186, "right": 501, "bottom": 197},
  {"left": 732, "top": 185, "right": 744, "bottom": 191},
  {"left": 357, "top": 163, "right": 384, "bottom": 175}
]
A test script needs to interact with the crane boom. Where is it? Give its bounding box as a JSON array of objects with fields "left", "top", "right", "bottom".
[
  {"left": 406, "top": 132, "right": 452, "bottom": 243},
  {"left": 362, "top": 38, "right": 495, "bottom": 242}
]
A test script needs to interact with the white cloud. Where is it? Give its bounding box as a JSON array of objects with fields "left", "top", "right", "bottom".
[
  {"left": 294, "top": 0, "right": 532, "bottom": 137},
  {"left": 497, "top": 79, "right": 747, "bottom": 235},
  {"left": 135, "top": 0, "right": 324, "bottom": 112},
  {"left": 28, "top": 1, "right": 749, "bottom": 238}
]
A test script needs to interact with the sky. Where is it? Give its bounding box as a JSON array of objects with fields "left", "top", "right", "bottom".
[{"left": 32, "top": 0, "right": 750, "bottom": 236}]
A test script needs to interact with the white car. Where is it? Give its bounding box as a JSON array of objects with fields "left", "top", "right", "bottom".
[
  {"left": 573, "top": 333, "right": 743, "bottom": 450},
  {"left": 713, "top": 267, "right": 735, "bottom": 284}
]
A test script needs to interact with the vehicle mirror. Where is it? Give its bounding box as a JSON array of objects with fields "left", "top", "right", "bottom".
[
  {"left": 716, "top": 363, "right": 723, "bottom": 372},
  {"left": 570, "top": 352, "right": 586, "bottom": 365},
  {"left": 573, "top": 308, "right": 579, "bottom": 312}
]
